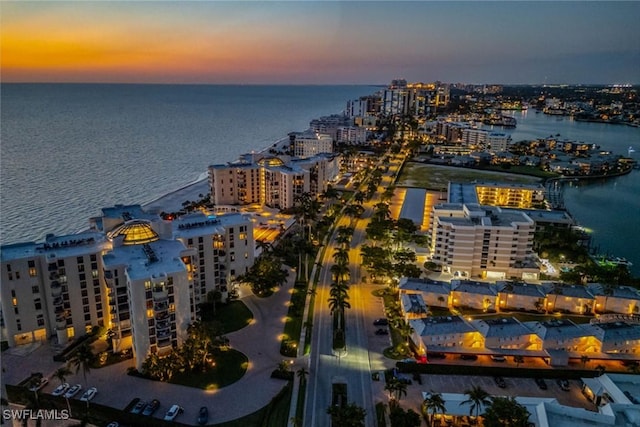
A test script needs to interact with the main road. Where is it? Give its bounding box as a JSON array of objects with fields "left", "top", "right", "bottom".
[{"left": 304, "top": 154, "right": 403, "bottom": 427}]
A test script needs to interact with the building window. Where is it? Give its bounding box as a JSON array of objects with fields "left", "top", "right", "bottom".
[
  {"left": 84, "top": 313, "right": 91, "bottom": 321},
  {"left": 84, "top": 306, "right": 90, "bottom": 313},
  {"left": 82, "top": 297, "right": 89, "bottom": 305},
  {"left": 34, "top": 299, "right": 42, "bottom": 311},
  {"left": 37, "top": 316, "right": 45, "bottom": 327},
  {"left": 145, "top": 281, "right": 151, "bottom": 290},
  {"left": 32, "top": 286, "right": 40, "bottom": 294}
]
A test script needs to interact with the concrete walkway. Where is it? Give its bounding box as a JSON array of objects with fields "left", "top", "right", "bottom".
[{"left": 2, "top": 268, "right": 297, "bottom": 426}]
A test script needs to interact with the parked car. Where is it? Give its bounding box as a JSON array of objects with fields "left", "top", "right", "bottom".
[
  {"left": 28, "top": 377, "right": 48, "bottom": 392},
  {"left": 460, "top": 354, "right": 478, "bottom": 361},
  {"left": 494, "top": 376, "right": 507, "bottom": 388},
  {"left": 197, "top": 406, "right": 209, "bottom": 425},
  {"left": 373, "top": 318, "right": 388, "bottom": 326},
  {"left": 64, "top": 384, "right": 82, "bottom": 399},
  {"left": 80, "top": 387, "right": 97, "bottom": 402},
  {"left": 490, "top": 355, "right": 506, "bottom": 362},
  {"left": 557, "top": 379, "right": 570, "bottom": 391},
  {"left": 51, "top": 383, "right": 69, "bottom": 397},
  {"left": 164, "top": 404, "right": 184, "bottom": 421},
  {"left": 534, "top": 378, "right": 548, "bottom": 390},
  {"left": 428, "top": 352, "right": 447, "bottom": 360},
  {"left": 375, "top": 328, "right": 389, "bottom": 335},
  {"left": 131, "top": 400, "right": 146, "bottom": 414},
  {"left": 142, "top": 399, "right": 160, "bottom": 416}
]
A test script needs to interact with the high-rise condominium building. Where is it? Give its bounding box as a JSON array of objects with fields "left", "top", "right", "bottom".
[{"left": 428, "top": 203, "right": 539, "bottom": 280}]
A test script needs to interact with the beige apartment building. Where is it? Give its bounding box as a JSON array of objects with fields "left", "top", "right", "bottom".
[
  {"left": 209, "top": 154, "right": 339, "bottom": 209},
  {"left": 429, "top": 203, "right": 538, "bottom": 280},
  {"left": 1, "top": 204, "right": 255, "bottom": 370}
]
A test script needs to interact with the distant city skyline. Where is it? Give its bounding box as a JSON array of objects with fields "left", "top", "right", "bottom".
[{"left": 2, "top": 1, "right": 639, "bottom": 85}]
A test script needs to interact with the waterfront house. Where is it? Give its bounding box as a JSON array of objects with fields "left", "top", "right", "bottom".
[{"left": 589, "top": 284, "right": 640, "bottom": 315}]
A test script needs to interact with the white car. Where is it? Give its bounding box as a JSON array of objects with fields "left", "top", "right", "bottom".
[
  {"left": 63, "top": 384, "right": 82, "bottom": 399},
  {"left": 51, "top": 383, "right": 69, "bottom": 396},
  {"left": 79, "top": 387, "right": 97, "bottom": 402},
  {"left": 164, "top": 404, "right": 183, "bottom": 421}
]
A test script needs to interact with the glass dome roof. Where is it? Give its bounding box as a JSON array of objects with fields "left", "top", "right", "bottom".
[
  {"left": 107, "top": 220, "right": 159, "bottom": 245},
  {"left": 257, "top": 157, "right": 285, "bottom": 167}
]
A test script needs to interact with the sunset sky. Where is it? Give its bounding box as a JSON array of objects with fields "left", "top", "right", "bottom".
[{"left": 2, "top": 1, "right": 638, "bottom": 85}]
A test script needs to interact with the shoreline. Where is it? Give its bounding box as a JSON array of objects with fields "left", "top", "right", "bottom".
[{"left": 141, "top": 136, "right": 291, "bottom": 214}]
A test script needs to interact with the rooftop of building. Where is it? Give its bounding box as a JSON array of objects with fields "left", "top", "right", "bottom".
[
  {"left": 410, "top": 315, "right": 475, "bottom": 336},
  {"left": 544, "top": 283, "right": 595, "bottom": 299},
  {"left": 1, "top": 231, "right": 109, "bottom": 262},
  {"left": 590, "top": 322, "right": 640, "bottom": 343},
  {"left": 525, "top": 318, "right": 592, "bottom": 340},
  {"left": 400, "top": 293, "right": 429, "bottom": 315},
  {"left": 102, "top": 238, "right": 187, "bottom": 281},
  {"left": 473, "top": 317, "right": 534, "bottom": 338},
  {"left": 172, "top": 212, "right": 250, "bottom": 238},
  {"left": 398, "top": 277, "right": 450, "bottom": 294},
  {"left": 399, "top": 188, "right": 427, "bottom": 226},
  {"left": 497, "top": 281, "right": 546, "bottom": 297},
  {"left": 451, "top": 279, "right": 497, "bottom": 296}
]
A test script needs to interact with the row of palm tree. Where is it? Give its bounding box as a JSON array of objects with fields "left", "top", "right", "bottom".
[{"left": 329, "top": 226, "right": 353, "bottom": 348}]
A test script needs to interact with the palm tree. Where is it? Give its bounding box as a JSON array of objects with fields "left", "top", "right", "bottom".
[
  {"left": 461, "top": 385, "right": 491, "bottom": 421},
  {"left": 327, "top": 402, "right": 366, "bottom": 427},
  {"left": 69, "top": 343, "right": 96, "bottom": 385},
  {"left": 397, "top": 320, "right": 414, "bottom": 346},
  {"left": 53, "top": 366, "right": 72, "bottom": 385},
  {"left": 333, "top": 248, "right": 350, "bottom": 266},
  {"left": 422, "top": 393, "right": 446, "bottom": 427},
  {"left": 581, "top": 354, "right": 590, "bottom": 368},
  {"left": 297, "top": 367, "right": 309, "bottom": 384}
]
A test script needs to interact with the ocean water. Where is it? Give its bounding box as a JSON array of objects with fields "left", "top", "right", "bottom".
[{"left": 0, "top": 84, "right": 377, "bottom": 244}]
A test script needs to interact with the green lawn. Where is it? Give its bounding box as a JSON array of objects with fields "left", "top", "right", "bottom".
[
  {"left": 200, "top": 300, "right": 254, "bottom": 334},
  {"left": 170, "top": 348, "right": 248, "bottom": 390},
  {"left": 397, "top": 162, "right": 543, "bottom": 189}
]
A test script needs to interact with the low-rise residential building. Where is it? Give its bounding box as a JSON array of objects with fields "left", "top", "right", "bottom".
[
  {"left": 410, "top": 315, "right": 483, "bottom": 355},
  {"left": 400, "top": 293, "right": 429, "bottom": 320},
  {"left": 473, "top": 317, "right": 543, "bottom": 350},
  {"left": 496, "top": 281, "right": 546, "bottom": 312},
  {"left": 289, "top": 131, "right": 333, "bottom": 159},
  {"left": 590, "top": 321, "right": 640, "bottom": 355},
  {"left": 527, "top": 319, "right": 599, "bottom": 355},
  {"left": 450, "top": 279, "right": 498, "bottom": 311},
  {"left": 398, "top": 277, "right": 450, "bottom": 308},
  {"left": 590, "top": 284, "right": 640, "bottom": 315},
  {"left": 544, "top": 283, "right": 596, "bottom": 314}
]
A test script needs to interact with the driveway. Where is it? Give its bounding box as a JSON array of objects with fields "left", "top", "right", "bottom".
[{"left": 2, "top": 268, "right": 297, "bottom": 426}]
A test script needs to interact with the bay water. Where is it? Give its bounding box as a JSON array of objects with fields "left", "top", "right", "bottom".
[{"left": 495, "top": 111, "right": 640, "bottom": 275}]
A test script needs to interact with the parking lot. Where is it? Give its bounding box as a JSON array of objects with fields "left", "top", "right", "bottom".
[{"left": 390, "top": 372, "right": 597, "bottom": 419}]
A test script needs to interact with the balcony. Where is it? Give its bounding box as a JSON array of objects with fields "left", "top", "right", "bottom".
[
  {"left": 49, "top": 272, "right": 59, "bottom": 280},
  {"left": 154, "top": 301, "right": 169, "bottom": 312},
  {"left": 156, "top": 320, "right": 170, "bottom": 331},
  {"left": 157, "top": 329, "right": 171, "bottom": 339},
  {"left": 152, "top": 289, "right": 168, "bottom": 302},
  {"left": 52, "top": 297, "right": 63, "bottom": 306},
  {"left": 157, "top": 338, "right": 171, "bottom": 348},
  {"left": 156, "top": 312, "right": 169, "bottom": 321}
]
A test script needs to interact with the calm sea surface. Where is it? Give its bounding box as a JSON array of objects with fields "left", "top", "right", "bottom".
[
  {"left": 493, "top": 111, "right": 640, "bottom": 275},
  {"left": 0, "top": 84, "right": 377, "bottom": 245}
]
